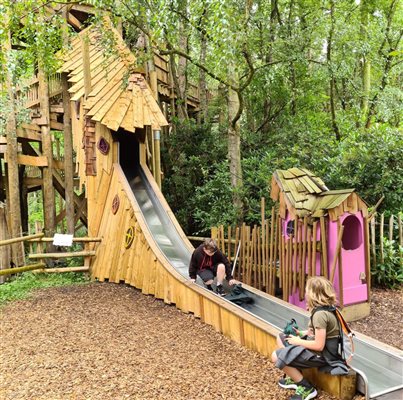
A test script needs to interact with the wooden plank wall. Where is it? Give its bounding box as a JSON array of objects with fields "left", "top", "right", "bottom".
[{"left": 88, "top": 165, "right": 356, "bottom": 400}]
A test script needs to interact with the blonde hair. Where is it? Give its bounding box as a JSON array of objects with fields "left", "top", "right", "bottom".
[{"left": 305, "top": 276, "right": 337, "bottom": 309}]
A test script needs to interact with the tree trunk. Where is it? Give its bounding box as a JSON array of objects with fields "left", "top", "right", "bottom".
[
  {"left": 365, "top": 0, "right": 400, "bottom": 128},
  {"left": 360, "top": 0, "right": 371, "bottom": 121},
  {"left": 262, "top": 0, "right": 280, "bottom": 135},
  {"left": 198, "top": 28, "right": 208, "bottom": 123},
  {"left": 4, "top": 17, "right": 23, "bottom": 265},
  {"left": 169, "top": 53, "right": 188, "bottom": 121},
  {"left": 38, "top": 64, "right": 56, "bottom": 246},
  {"left": 227, "top": 83, "right": 244, "bottom": 222},
  {"left": 62, "top": 7, "right": 75, "bottom": 234},
  {"left": 327, "top": 0, "right": 341, "bottom": 141}
]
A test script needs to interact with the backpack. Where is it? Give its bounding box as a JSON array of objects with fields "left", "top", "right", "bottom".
[
  {"left": 225, "top": 284, "right": 254, "bottom": 305},
  {"left": 311, "top": 305, "right": 355, "bottom": 365}
]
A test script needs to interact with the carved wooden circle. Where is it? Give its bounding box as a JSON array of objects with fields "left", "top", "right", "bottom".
[
  {"left": 112, "top": 194, "right": 120, "bottom": 214},
  {"left": 97, "top": 137, "right": 110, "bottom": 155},
  {"left": 125, "top": 226, "right": 135, "bottom": 249}
]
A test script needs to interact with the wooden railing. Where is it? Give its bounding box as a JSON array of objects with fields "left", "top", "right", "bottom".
[{"left": 0, "top": 233, "right": 101, "bottom": 276}]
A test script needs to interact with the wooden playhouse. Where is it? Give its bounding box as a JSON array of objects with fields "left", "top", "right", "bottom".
[{"left": 270, "top": 167, "right": 371, "bottom": 321}]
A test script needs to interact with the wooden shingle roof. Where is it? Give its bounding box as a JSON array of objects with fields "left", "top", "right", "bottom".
[
  {"left": 60, "top": 23, "right": 168, "bottom": 132},
  {"left": 270, "top": 168, "right": 368, "bottom": 220}
]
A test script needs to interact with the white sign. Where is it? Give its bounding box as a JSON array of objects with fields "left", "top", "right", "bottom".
[{"left": 53, "top": 234, "right": 73, "bottom": 247}]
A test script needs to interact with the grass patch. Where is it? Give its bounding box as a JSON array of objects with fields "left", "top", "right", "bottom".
[{"left": 0, "top": 272, "right": 90, "bottom": 306}]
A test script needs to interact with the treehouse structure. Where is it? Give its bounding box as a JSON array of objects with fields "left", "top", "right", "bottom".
[
  {"left": 1, "top": 7, "right": 402, "bottom": 400},
  {"left": 270, "top": 168, "right": 371, "bottom": 321}
]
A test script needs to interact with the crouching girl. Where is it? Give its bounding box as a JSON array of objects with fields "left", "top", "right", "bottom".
[{"left": 271, "top": 276, "right": 348, "bottom": 400}]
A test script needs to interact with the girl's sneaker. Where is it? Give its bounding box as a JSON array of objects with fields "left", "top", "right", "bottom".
[
  {"left": 290, "top": 384, "right": 317, "bottom": 400},
  {"left": 278, "top": 376, "right": 298, "bottom": 389}
]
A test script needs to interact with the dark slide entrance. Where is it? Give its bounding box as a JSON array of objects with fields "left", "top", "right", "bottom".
[{"left": 115, "top": 130, "right": 141, "bottom": 179}]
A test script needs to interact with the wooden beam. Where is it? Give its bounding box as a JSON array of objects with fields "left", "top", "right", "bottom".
[
  {"left": 24, "top": 177, "right": 43, "bottom": 187},
  {"left": 52, "top": 159, "right": 65, "bottom": 170},
  {"left": 28, "top": 237, "right": 101, "bottom": 243},
  {"left": 34, "top": 266, "right": 89, "bottom": 273},
  {"left": 81, "top": 32, "right": 92, "bottom": 98},
  {"left": 67, "top": 12, "right": 83, "bottom": 30},
  {"left": 50, "top": 105, "right": 64, "bottom": 113},
  {"left": 0, "top": 233, "right": 44, "bottom": 247},
  {"left": 17, "top": 127, "right": 42, "bottom": 142},
  {"left": 17, "top": 154, "right": 48, "bottom": 167},
  {"left": 29, "top": 250, "right": 96, "bottom": 259},
  {"left": 0, "top": 263, "right": 46, "bottom": 276},
  {"left": 21, "top": 123, "right": 41, "bottom": 132},
  {"left": 50, "top": 120, "right": 64, "bottom": 130}
]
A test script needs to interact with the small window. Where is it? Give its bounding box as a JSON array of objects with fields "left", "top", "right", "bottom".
[
  {"left": 286, "top": 220, "right": 294, "bottom": 236},
  {"left": 342, "top": 215, "right": 362, "bottom": 250},
  {"left": 97, "top": 137, "right": 110, "bottom": 155}
]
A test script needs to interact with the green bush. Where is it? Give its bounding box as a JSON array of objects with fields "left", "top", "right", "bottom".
[{"left": 371, "top": 238, "right": 403, "bottom": 289}]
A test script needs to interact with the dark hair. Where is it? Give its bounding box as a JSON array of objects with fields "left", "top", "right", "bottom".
[{"left": 203, "top": 238, "right": 218, "bottom": 252}]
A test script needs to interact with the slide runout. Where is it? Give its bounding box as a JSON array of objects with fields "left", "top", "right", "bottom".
[{"left": 93, "top": 163, "right": 402, "bottom": 400}]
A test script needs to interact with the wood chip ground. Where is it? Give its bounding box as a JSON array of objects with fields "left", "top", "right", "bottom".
[{"left": 2, "top": 282, "right": 397, "bottom": 399}]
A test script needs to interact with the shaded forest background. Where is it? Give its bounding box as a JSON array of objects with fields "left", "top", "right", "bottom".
[{"left": 0, "top": 0, "right": 402, "bottom": 238}]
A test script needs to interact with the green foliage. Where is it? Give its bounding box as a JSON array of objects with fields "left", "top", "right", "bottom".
[
  {"left": 371, "top": 238, "right": 403, "bottom": 289},
  {"left": 0, "top": 272, "right": 89, "bottom": 306}
]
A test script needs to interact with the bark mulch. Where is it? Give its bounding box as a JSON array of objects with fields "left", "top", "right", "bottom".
[{"left": 2, "top": 282, "right": 397, "bottom": 400}]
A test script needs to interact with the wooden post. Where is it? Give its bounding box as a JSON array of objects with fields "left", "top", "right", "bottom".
[
  {"left": 364, "top": 217, "right": 371, "bottom": 301},
  {"left": 311, "top": 221, "right": 318, "bottom": 277},
  {"left": 389, "top": 214, "right": 394, "bottom": 241},
  {"left": 268, "top": 209, "right": 275, "bottom": 294},
  {"left": 330, "top": 225, "right": 344, "bottom": 284},
  {"left": 62, "top": 6, "right": 75, "bottom": 235},
  {"left": 272, "top": 214, "right": 279, "bottom": 295},
  {"left": 399, "top": 214, "right": 402, "bottom": 268},
  {"left": 370, "top": 216, "right": 376, "bottom": 269},
  {"left": 235, "top": 226, "right": 240, "bottom": 280},
  {"left": 38, "top": 53, "right": 56, "bottom": 250},
  {"left": 261, "top": 198, "right": 266, "bottom": 290},
  {"left": 380, "top": 213, "right": 384, "bottom": 263},
  {"left": 337, "top": 221, "right": 344, "bottom": 308},
  {"left": 319, "top": 217, "right": 328, "bottom": 278},
  {"left": 279, "top": 220, "right": 284, "bottom": 291},
  {"left": 0, "top": 204, "right": 11, "bottom": 283},
  {"left": 307, "top": 226, "right": 312, "bottom": 279},
  {"left": 257, "top": 226, "right": 262, "bottom": 290},
  {"left": 3, "top": 14, "right": 23, "bottom": 266},
  {"left": 0, "top": 156, "right": 4, "bottom": 203},
  {"left": 227, "top": 225, "right": 232, "bottom": 262},
  {"left": 153, "top": 130, "right": 162, "bottom": 188},
  {"left": 293, "top": 218, "right": 298, "bottom": 294},
  {"left": 300, "top": 217, "right": 308, "bottom": 300}
]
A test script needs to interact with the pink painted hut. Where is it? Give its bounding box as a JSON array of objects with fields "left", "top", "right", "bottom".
[{"left": 270, "top": 167, "right": 370, "bottom": 321}]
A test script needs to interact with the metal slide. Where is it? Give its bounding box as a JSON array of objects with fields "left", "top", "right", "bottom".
[{"left": 125, "top": 167, "right": 403, "bottom": 400}]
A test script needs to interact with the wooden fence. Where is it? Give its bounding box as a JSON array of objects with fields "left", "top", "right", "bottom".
[
  {"left": 369, "top": 213, "right": 403, "bottom": 265},
  {"left": 210, "top": 211, "right": 402, "bottom": 299}
]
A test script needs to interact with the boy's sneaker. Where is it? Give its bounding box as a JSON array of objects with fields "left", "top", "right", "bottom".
[
  {"left": 290, "top": 385, "right": 317, "bottom": 400},
  {"left": 278, "top": 376, "right": 298, "bottom": 390},
  {"left": 216, "top": 285, "right": 226, "bottom": 296}
]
